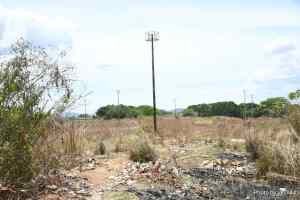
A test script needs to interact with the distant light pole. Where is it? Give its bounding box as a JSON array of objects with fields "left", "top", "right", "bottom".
[
  {"left": 146, "top": 31, "right": 159, "bottom": 132},
  {"left": 116, "top": 89, "right": 120, "bottom": 105},
  {"left": 174, "top": 98, "right": 177, "bottom": 118},
  {"left": 82, "top": 91, "right": 94, "bottom": 120},
  {"left": 243, "top": 89, "right": 247, "bottom": 120}
]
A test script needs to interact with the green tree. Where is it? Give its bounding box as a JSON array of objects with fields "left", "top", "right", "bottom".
[
  {"left": 182, "top": 108, "right": 196, "bottom": 117},
  {"left": 238, "top": 103, "right": 261, "bottom": 118},
  {"left": 288, "top": 90, "right": 300, "bottom": 101},
  {"left": 0, "top": 39, "right": 73, "bottom": 184},
  {"left": 196, "top": 104, "right": 211, "bottom": 116},
  {"left": 136, "top": 105, "right": 155, "bottom": 116},
  {"left": 210, "top": 101, "right": 240, "bottom": 117},
  {"left": 96, "top": 104, "right": 139, "bottom": 119},
  {"left": 258, "top": 97, "right": 289, "bottom": 117}
]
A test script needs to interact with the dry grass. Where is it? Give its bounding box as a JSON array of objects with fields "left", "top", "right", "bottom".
[
  {"left": 32, "top": 115, "right": 300, "bottom": 180},
  {"left": 244, "top": 117, "right": 300, "bottom": 178}
]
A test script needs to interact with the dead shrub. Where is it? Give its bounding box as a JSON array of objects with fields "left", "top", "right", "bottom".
[
  {"left": 216, "top": 138, "right": 226, "bottom": 149},
  {"left": 32, "top": 119, "right": 87, "bottom": 174},
  {"left": 129, "top": 140, "right": 157, "bottom": 163},
  {"left": 95, "top": 141, "right": 106, "bottom": 155},
  {"left": 245, "top": 136, "right": 261, "bottom": 161},
  {"left": 255, "top": 145, "right": 272, "bottom": 178},
  {"left": 246, "top": 124, "right": 300, "bottom": 178},
  {"left": 114, "top": 136, "right": 129, "bottom": 153},
  {"left": 288, "top": 104, "right": 300, "bottom": 137}
]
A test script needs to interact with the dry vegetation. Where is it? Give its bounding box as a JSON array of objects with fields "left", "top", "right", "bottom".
[{"left": 31, "top": 115, "right": 300, "bottom": 182}]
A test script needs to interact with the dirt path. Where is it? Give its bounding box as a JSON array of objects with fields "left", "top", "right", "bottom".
[
  {"left": 81, "top": 154, "right": 129, "bottom": 186},
  {"left": 80, "top": 154, "right": 130, "bottom": 200}
]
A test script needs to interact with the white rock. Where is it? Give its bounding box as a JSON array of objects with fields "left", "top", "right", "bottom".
[
  {"left": 280, "top": 188, "right": 287, "bottom": 193},
  {"left": 46, "top": 185, "right": 58, "bottom": 190}
]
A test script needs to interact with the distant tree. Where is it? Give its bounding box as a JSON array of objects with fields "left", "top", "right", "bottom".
[
  {"left": 289, "top": 90, "right": 300, "bottom": 104},
  {"left": 210, "top": 101, "right": 240, "bottom": 117},
  {"left": 158, "top": 109, "right": 171, "bottom": 116},
  {"left": 197, "top": 104, "right": 211, "bottom": 116},
  {"left": 182, "top": 108, "right": 197, "bottom": 117},
  {"left": 258, "top": 97, "right": 289, "bottom": 117},
  {"left": 136, "top": 105, "right": 155, "bottom": 116},
  {"left": 238, "top": 103, "right": 261, "bottom": 118},
  {"left": 78, "top": 114, "right": 91, "bottom": 118},
  {"left": 96, "top": 104, "right": 141, "bottom": 119}
]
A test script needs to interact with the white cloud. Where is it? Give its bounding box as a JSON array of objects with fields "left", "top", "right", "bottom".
[
  {"left": 1, "top": 1, "right": 300, "bottom": 112},
  {"left": 0, "top": 4, "right": 76, "bottom": 50}
]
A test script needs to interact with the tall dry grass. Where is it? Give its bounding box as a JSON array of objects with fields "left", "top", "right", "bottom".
[
  {"left": 244, "top": 116, "right": 300, "bottom": 179},
  {"left": 31, "top": 115, "right": 300, "bottom": 180}
]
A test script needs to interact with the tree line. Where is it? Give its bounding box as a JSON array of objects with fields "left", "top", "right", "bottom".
[
  {"left": 183, "top": 97, "right": 289, "bottom": 118},
  {"left": 95, "top": 104, "right": 170, "bottom": 119},
  {"left": 94, "top": 97, "right": 289, "bottom": 120}
]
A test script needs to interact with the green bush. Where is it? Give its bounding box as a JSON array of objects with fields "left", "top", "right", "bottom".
[
  {"left": 129, "top": 140, "right": 157, "bottom": 163},
  {"left": 95, "top": 104, "right": 167, "bottom": 119},
  {"left": 0, "top": 39, "right": 73, "bottom": 185},
  {"left": 182, "top": 108, "right": 196, "bottom": 117},
  {"left": 258, "top": 97, "right": 289, "bottom": 117}
]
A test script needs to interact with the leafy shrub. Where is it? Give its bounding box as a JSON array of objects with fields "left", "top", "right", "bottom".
[
  {"left": 129, "top": 140, "right": 157, "bottom": 163},
  {"left": 182, "top": 108, "right": 196, "bottom": 117},
  {"left": 0, "top": 39, "right": 73, "bottom": 185}
]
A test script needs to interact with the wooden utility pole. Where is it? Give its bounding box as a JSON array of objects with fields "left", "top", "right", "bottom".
[
  {"left": 146, "top": 31, "right": 159, "bottom": 132},
  {"left": 116, "top": 89, "right": 120, "bottom": 105},
  {"left": 174, "top": 98, "right": 177, "bottom": 118}
]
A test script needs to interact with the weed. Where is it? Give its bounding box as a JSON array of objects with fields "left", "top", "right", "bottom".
[{"left": 129, "top": 140, "right": 157, "bottom": 163}]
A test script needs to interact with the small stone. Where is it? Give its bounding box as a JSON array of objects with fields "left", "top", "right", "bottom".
[
  {"left": 47, "top": 185, "right": 58, "bottom": 190},
  {"left": 171, "top": 167, "right": 179, "bottom": 176},
  {"left": 127, "top": 180, "right": 135, "bottom": 186},
  {"left": 76, "top": 190, "right": 92, "bottom": 196},
  {"left": 280, "top": 188, "right": 287, "bottom": 192}
]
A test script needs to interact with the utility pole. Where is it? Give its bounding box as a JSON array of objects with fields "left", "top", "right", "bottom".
[
  {"left": 116, "top": 89, "right": 120, "bottom": 105},
  {"left": 116, "top": 89, "right": 120, "bottom": 123},
  {"left": 250, "top": 94, "right": 254, "bottom": 118},
  {"left": 243, "top": 89, "right": 247, "bottom": 120},
  {"left": 81, "top": 91, "right": 93, "bottom": 120},
  {"left": 84, "top": 99, "right": 87, "bottom": 120},
  {"left": 146, "top": 31, "right": 159, "bottom": 133},
  {"left": 174, "top": 98, "right": 177, "bottom": 118}
]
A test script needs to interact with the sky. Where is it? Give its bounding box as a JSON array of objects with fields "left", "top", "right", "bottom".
[{"left": 0, "top": 0, "right": 300, "bottom": 114}]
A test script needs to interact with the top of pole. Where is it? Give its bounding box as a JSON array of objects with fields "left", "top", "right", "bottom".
[{"left": 145, "top": 31, "right": 159, "bottom": 41}]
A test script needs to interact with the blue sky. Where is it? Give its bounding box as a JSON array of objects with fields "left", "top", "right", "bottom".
[{"left": 1, "top": 0, "right": 300, "bottom": 113}]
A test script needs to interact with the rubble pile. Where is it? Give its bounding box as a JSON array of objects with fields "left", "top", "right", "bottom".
[
  {"left": 108, "top": 160, "right": 183, "bottom": 188},
  {"left": 127, "top": 152, "right": 300, "bottom": 200},
  {"left": 32, "top": 171, "right": 93, "bottom": 199}
]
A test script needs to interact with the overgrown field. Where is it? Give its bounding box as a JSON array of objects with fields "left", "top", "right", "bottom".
[{"left": 2, "top": 116, "right": 300, "bottom": 199}]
